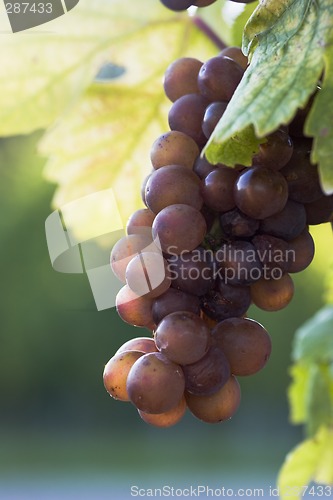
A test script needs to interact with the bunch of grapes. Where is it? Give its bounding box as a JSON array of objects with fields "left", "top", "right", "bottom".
[{"left": 104, "top": 37, "right": 333, "bottom": 428}]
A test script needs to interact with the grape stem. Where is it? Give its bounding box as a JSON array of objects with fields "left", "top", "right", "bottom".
[{"left": 191, "top": 16, "right": 227, "bottom": 51}]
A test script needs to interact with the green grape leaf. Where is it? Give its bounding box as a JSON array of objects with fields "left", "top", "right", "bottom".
[
  {"left": 204, "top": 0, "right": 332, "bottom": 167},
  {"left": 305, "top": 45, "right": 333, "bottom": 194},
  {"left": 288, "top": 363, "right": 333, "bottom": 435},
  {"left": 292, "top": 306, "right": 333, "bottom": 364},
  {"left": 288, "top": 363, "right": 310, "bottom": 425},
  {"left": 0, "top": 0, "right": 194, "bottom": 136},
  {"left": 40, "top": 16, "right": 216, "bottom": 234},
  {"left": 305, "top": 364, "right": 333, "bottom": 438},
  {"left": 278, "top": 426, "right": 333, "bottom": 500}
]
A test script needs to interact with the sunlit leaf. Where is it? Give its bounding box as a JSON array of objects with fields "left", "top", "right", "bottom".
[
  {"left": 40, "top": 13, "right": 217, "bottom": 236},
  {"left": 0, "top": 0, "right": 189, "bottom": 136},
  {"left": 288, "top": 363, "right": 310, "bottom": 425},
  {"left": 292, "top": 306, "right": 333, "bottom": 364},
  {"left": 278, "top": 426, "right": 333, "bottom": 500},
  {"left": 204, "top": 0, "right": 333, "bottom": 167},
  {"left": 305, "top": 45, "right": 333, "bottom": 194}
]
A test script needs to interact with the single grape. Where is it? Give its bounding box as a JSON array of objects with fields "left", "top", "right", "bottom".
[
  {"left": 252, "top": 234, "right": 289, "bottom": 279},
  {"left": 141, "top": 172, "right": 152, "bottom": 206},
  {"left": 155, "top": 311, "right": 210, "bottom": 365},
  {"left": 219, "top": 46, "right": 248, "bottom": 70},
  {"left": 164, "top": 57, "right": 203, "bottom": 102},
  {"left": 126, "top": 352, "right": 185, "bottom": 414},
  {"left": 286, "top": 229, "right": 315, "bottom": 273},
  {"left": 182, "top": 346, "right": 231, "bottom": 396},
  {"left": 280, "top": 138, "right": 323, "bottom": 203},
  {"left": 110, "top": 233, "right": 156, "bottom": 283},
  {"left": 168, "top": 93, "right": 210, "bottom": 146},
  {"left": 252, "top": 128, "right": 293, "bottom": 170},
  {"left": 138, "top": 396, "right": 187, "bottom": 427},
  {"left": 216, "top": 240, "right": 262, "bottom": 285},
  {"left": 152, "top": 287, "right": 201, "bottom": 325},
  {"left": 152, "top": 204, "right": 207, "bottom": 254},
  {"left": 185, "top": 375, "right": 241, "bottom": 423},
  {"left": 202, "top": 101, "right": 228, "bottom": 139},
  {"left": 202, "top": 167, "right": 239, "bottom": 212},
  {"left": 212, "top": 317, "right": 271, "bottom": 376},
  {"left": 234, "top": 167, "right": 288, "bottom": 219},
  {"left": 126, "top": 252, "right": 171, "bottom": 299},
  {"left": 126, "top": 208, "right": 155, "bottom": 235},
  {"left": 305, "top": 195, "right": 333, "bottom": 225},
  {"left": 200, "top": 280, "right": 251, "bottom": 321},
  {"left": 193, "top": 155, "right": 216, "bottom": 179},
  {"left": 168, "top": 250, "right": 215, "bottom": 296},
  {"left": 193, "top": 0, "right": 217, "bottom": 6},
  {"left": 198, "top": 56, "right": 244, "bottom": 102},
  {"left": 115, "top": 337, "right": 158, "bottom": 355},
  {"left": 250, "top": 273, "right": 294, "bottom": 311},
  {"left": 145, "top": 164, "right": 203, "bottom": 214},
  {"left": 103, "top": 350, "right": 144, "bottom": 401},
  {"left": 159, "top": 0, "right": 192, "bottom": 10},
  {"left": 219, "top": 208, "right": 259, "bottom": 239},
  {"left": 150, "top": 131, "right": 200, "bottom": 170},
  {"left": 259, "top": 200, "right": 306, "bottom": 241},
  {"left": 116, "top": 284, "right": 154, "bottom": 327}
]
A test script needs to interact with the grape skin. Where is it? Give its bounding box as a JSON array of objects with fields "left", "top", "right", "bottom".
[
  {"left": 202, "top": 167, "right": 239, "bottom": 212},
  {"left": 152, "top": 204, "right": 207, "bottom": 254},
  {"left": 116, "top": 285, "right": 154, "bottom": 327},
  {"left": 160, "top": 0, "right": 192, "bottom": 11},
  {"left": 152, "top": 288, "right": 201, "bottom": 325},
  {"left": 200, "top": 280, "right": 251, "bottom": 322},
  {"left": 103, "top": 350, "right": 144, "bottom": 401},
  {"left": 212, "top": 318, "right": 271, "bottom": 376},
  {"left": 286, "top": 229, "right": 315, "bottom": 273},
  {"left": 150, "top": 131, "right": 200, "bottom": 170},
  {"left": 126, "top": 208, "right": 155, "bottom": 235},
  {"left": 138, "top": 396, "right": 187, "bottom": 427},
  {"left": 164, "top": 57, "right": 203, "bottom": 102},
  {"left": 115, "top": 337, "right": 158, "bottom": 355},
  {"left": 168, "top": 93, "right": 210, "bottom": 146},
  {"left": 125, "top": 252, "right": 171, "bottom": 299},
  {"left": 111, "top": 234, "right": 157, "bottom": 283},
  {"left": 234, "top": 167, "right": 288, "bottom": 219},
  {"left": 219, "top": 208, "right": 259, "bottom": 239},
  {"left": 182, "top": 346, "right": 231, "bottom": 396},
  {"left": 185, "top": 375, "right": 241, "bottom": 423},
  {"left": 198, "top": 56, "right": 244, "bottom": 102},
  {"left": 259, "top": 200, "right": 306, "bottom": 241},
  {"left": 145, "top": 164, "right": 203, "bottom": 214},
  {"left": 202, "top": 101, "right": 228, "bottom": 139},
  {"left": 126, "top": 352, "right": 185, "bottom": 414},
  {"left": 154, "top": 311, "right": 210, "bottom": 365},
  {"left": 250, "top": 273, "right": 294, "bottom": 312},
  {"left": 219, "top": 46, "right": 248, "bottom": 70}
]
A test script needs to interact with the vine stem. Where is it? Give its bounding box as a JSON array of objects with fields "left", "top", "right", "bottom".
[{"left": 191, "top": 15, "right": 227, "bottom": 51}]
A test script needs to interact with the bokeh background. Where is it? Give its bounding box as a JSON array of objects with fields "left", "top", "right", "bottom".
[{"left": 0, "top": 131, "right": 332, "bottom": 499}]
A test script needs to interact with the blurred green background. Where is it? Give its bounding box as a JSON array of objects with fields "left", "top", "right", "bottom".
[{"left": 0, "top": 132, "right": 331, "bottom": 499}]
